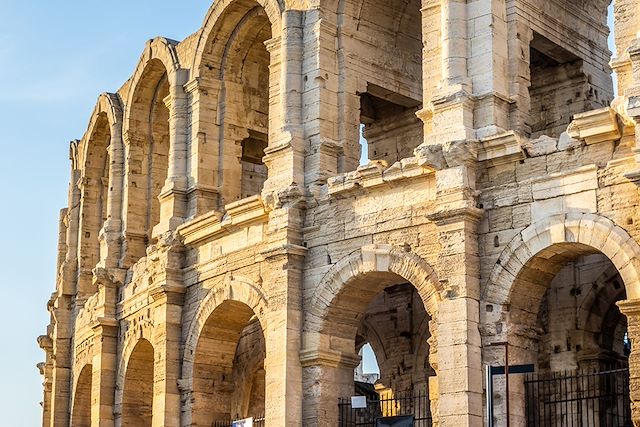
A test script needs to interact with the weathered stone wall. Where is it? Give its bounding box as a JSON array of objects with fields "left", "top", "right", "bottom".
[{"left": 38, "top": 1, "right": 640, "bottom": 427}]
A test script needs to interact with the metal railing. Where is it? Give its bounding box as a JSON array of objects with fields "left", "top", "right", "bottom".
[
  {"left": 524, "top": 367, "right": 631, "bottom": 426},
  {"left": 338, "top": 389, "right": 432, "bottom": 426}
]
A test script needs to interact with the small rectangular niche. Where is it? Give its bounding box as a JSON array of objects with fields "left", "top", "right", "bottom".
[
  {"left": 359, "top": 83, "right": 423, "bottom": 166},
  {"left": 240, "top": 131, "right": 268, "bottom": 199},
  {"left": 527, "top": 33, "right": 590, "bottom": 139}
]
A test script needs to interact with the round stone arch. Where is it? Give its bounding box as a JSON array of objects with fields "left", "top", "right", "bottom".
[
  {"left": 301, "top": 244, "right": 442, "bottom": 426},
  {"left": 122, "top": 37, "right": 184, "bottom": 133},
  {"left": 306, "top": 244, "right": 442, "bottom": 333},
  {"left": 481, "top": 212, "right": 640, "bottom": 425},
  {"left": 71, "top": 362, "right": 93, "bottom": 427},
  {"left": 79, "top": 92, "right": 123, "bottom": 169},
  {"left": 484, "top": 212, "right": 640, "bottom": 310},
  {"left": 190, "top": 0, "right": 283, "bottom": 77},
  {"left": 76, "top": 93, "right": 125, "bottom": 270},
  {"left": 181, "top": 275, "right": 269, "bottom": 390},
  {"left": 114, "top": 322, "right": 155, "bottom": 415}
]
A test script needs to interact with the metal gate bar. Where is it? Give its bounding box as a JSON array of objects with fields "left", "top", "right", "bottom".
[
  {"left": 524, "top": 367, "right": 631, "bottom": 426},
  {"left": 338, "top": 389, "right": 432, "bottom": 426}
]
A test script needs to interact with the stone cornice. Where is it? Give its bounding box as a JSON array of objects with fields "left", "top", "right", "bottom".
[
  {"left": 299, "top": 349, "right": 361, "bottom": 369},
  {"left": 568, "top": 107, "right": 622, "bottom": 145},
  {"left": 478, "top": 131, "right": 526, "bottom": 166},
  {"left": 178, "top": 196, "right": 268, "bottom": 246}
]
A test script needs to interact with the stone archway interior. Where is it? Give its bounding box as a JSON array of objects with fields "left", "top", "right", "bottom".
[
  {"left": 191, "top": 300, "right": 266, "bottom": 425},
  {"left": 71, "top": 364, "right": 92, "bottom": 427},
  {"left": 122, "top": 339, "right": 154, "bottom": 427},
  {"left": 125, "top": 58, "right": 170, "bottom": 259},
  {"left": 318, "top": 272, "right": 435, "bottom": 425},
  {"left": 499, "top": 243, "right": 630, "bottom": 426}
]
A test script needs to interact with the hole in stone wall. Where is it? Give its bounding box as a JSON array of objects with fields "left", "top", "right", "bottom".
[
  {"left": 527, "top": 33, "right": 586, "bottom": 138},
  {"left": 359, "top": 83, "right": 423, "bottom": 167},
  {"left": 240, "top": 131, "right": 268, "bottom": 200}
]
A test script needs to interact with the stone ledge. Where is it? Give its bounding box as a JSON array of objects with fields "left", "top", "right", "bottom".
[
  {"left": 478, "top": 131, "right": 526, "bottom": 166},
  {"left": 568, "top": 107, "right": 622, "bottom": 145},
  {"left": 327, "top": 157, "right": 434, "bottom": 197},
  {"left": 178, "top": 196, "right": 268, "bottom": 246}
]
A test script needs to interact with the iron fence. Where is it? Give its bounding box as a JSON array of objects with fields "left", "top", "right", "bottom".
[
  {"left": 212, "top": 415, "right": 265, "bottom": 427},
  {"left": 338, "top": 389, "right": 432, "bottom": 426},
  {"left": 524, "top": 367, "right": 631, "bottom": 426}
]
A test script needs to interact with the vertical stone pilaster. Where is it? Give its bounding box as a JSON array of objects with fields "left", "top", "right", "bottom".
[
  {"left": 100, "top": 111, "right": 124, "bottom": 269},
  {"left": 418, "top": 0, "right": 476, "bottom": 146},
  {"left": 427, "top": 142, "right": 484, "bottom": 426},
  {"left": 466, "top": 0, "right": 510, "bottom": 139},
  {"left": 184, "top": 77, "right": 222, "bottom": 217},
  {"left": 300, "top": 352, "right": 361, "bottom": 427},
  {"left": 150, "top": 285, "right": 185, "bottom": 427},
  {"left": 623, "top": 46, "right": 640, "bottom": 180},
  {"left": 262, "top": 10, "right": 305, "bottom": 196},
  {"left": 89, "top": 271, "right": 121, "bottom": 427},
  {"left": 37, "top": 335, "right": 54, "bottom": 427},
  {"left": 617, "top": 299, "right": 640, "bottom": 426},
  {"left": 260, "top": 189, "right": 305, "bottom": 426},
  {"left": 611, "top": 0, "right": 640, "bottom": 96},
  {"left": 90, "top": 320, "right": 118, "bottom": 427},
  {"left": 300, "top": 9, "right": 342, "bottom": 190},
  {"left": 155, "top": 73, "right": 190, "bottom": 237},
  {"left": 48, "top": 141, "right": 83, "bottom": 427},
  {"left": 120, "top": 130, "right": 148, "bottom": 268}
]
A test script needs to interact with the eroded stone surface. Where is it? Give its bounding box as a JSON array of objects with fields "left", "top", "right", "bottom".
[{"left": 38, "top": 2, "right": 640, "bottom": 427}]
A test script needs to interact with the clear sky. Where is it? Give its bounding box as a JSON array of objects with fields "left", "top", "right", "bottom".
[
  {"left": 0, "top": 2, "right": 210, "bottom": 425},
  {"left": 0, "top": 2, "right": 615, "bottom": 426}
]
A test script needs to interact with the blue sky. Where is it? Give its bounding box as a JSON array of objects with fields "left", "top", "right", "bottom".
[
  {"left": 0, "top": 1, "right": 615, "bottom": 425},
  {"left": 0, "top": 2, "right": 210, "bottom": 425}
]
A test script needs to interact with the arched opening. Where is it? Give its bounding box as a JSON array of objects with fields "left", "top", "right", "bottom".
[
  {"left": 199, "top": 1, "right": 273, "bottom": 206},
  {"left": 511, "top": 0, "right": 614, "bottom": 137},
  {"left": 71, "top": 364, "right": 92, "bottom": 427},
  {"left": 496, "top": 243, "right": 630, "bottom": 426},
  {"left": 124, "top": 59, "right": 170, "bottom": 262},
  {"left": 191, "top": 300, "right": 266, "bottom": 426},
  {"left": 336, "top": 0, "right": 423, "bottom": 171},
  {"left": 316, "top": 272, "right": 435, "bottom": 425},
  {"left": 122, "top": 339, "right": 154, "bottom": 427},
  {"left": 77, "top": 113, "right": 111, "bottom": 298}
]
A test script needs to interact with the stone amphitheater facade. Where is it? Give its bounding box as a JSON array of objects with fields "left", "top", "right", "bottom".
[{"left": 38, "top": 0, "right": 640, "bottom": 426}]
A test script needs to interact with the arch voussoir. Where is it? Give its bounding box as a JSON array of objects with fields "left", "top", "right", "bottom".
[{"left": 485, "top": 212, "right": 640, "bottom": 309}]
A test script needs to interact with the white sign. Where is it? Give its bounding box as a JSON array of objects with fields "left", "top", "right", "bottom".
[
  {"left": 351, "top": 395, "right": 367, "bottom": 409},
  {"left": 232, "top": 418, "right": 253, "bottom": 427}
]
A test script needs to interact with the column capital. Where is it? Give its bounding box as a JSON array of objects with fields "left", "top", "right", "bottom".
[
  {"left": 618, "top": 298, "right": 640, "bottom": 317},
  {"left": 299, "top": 349, "right": 361, "bottom": 369}
]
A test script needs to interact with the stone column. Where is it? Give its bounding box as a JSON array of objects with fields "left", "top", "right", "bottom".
[
  {"left": 426, "top": 142, "right": 484, "bottom": 427},
  {"left": 466, "top": 0, "right": 510, "bottom": 139},
  {"left": 623, "top": 45, "right": 640, "bottom": 180},
  {"left": 300, "top": 8, "right": 342, "bottom": 191},
  {"left": 260, "top": 189, "right": 305, "bottom": 426},
  {"left": 617, "top": 299, "right": 640, "bottom": 425},
  {"left": 120, "top": 130, "right": 148, "bottom": 267},
  {"left": 155, "top": 73, "right": 189, "bottom": 236},
  {"left": 184, "top": 77, "right": 222, "bottom": 217},
  {"left": 419, "top": 0, "right": 475, "bottom": 146},
  {"left": 48, "top": 141, "right": 83, "bottom": 427},
  {"left": 300, "top": 351, "right": 361, "bottom": 427},
  {"left": 262, "top": 11, "right": 305, "bottom": 197},
  {"left": 440, "top": 0, "right": 469, "bottom": 89},
  {"left": 90, "top": 271, "right": 120, "bottom": 427},
  {"left": 90, "top": 319, "right": 118, "bottom": 427},
  {"left": 611, "top": 0, "right": 640, "bottom": 96},
  {"left": 37, "top": 335, "right": 54, "bottom": 427},
  {"left": 149, "top": 239, "right": 185, "bottom": 427},
  {"left": 99, "top": 94, "right": 124, "bottom": 269}
]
